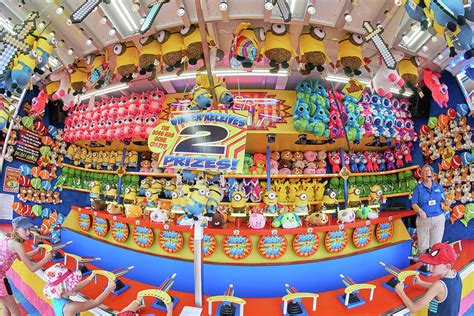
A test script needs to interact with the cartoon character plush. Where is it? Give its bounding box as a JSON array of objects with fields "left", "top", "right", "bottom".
[
  {"left": 1, "top": 50, "right": 41, "bottom": 96},
  {"left": 248, "top": 211, "right": 265, "bottom": 229},
  {"left": 180, "top": 24, "right": 223, "bottom": 67},
  {"left": 259, "top": 24, "right": 297, "bottom": 73},
  {"left": 69, "top": 58, "right": 89, "bottom": 95},
  {"left": 336, "top": 33, "right": 371, "bottom": 77},
  {"left": 423, "top": 68, "right": 449, "bottom": 107},
  {"left": 297, "top": 26, "right": 334, "bottom": 74},
  {"left": 156, "top": 30, "right": 186, "bottom": 74},
  {"left": 49, "top": 70, "right": 79, "bottom": 110},
  {"left": 229, "top": 22, "right": 264, "bottom": 70},
  {"left": 272, "top": 212, "right": 302, "bottom": 228},
  {"left": 398, "top": 56, "right": 422, "bottom": 95},
  {"left": 86, "top": 50, "right": 111, "bottom": 89},
  {"left": 138, "top": 35, "right": 161, "bottom": 80},
  {"left": 306, "top": 212, "right": 328, "bottom": 226},
  {"left": 113, "top": 41, "right": 139, "bottom": 82},
  {"left": 33, "top": 32, "right": 57, "bottom": 75},
  {"left": 370, "top": 50, "right": 405, "bottom": 98},
  {"left": 337, "top": 209, "right": 355, "bottom": 223}
]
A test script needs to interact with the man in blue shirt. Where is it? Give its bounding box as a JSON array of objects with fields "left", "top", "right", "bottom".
[{"left": 412, "top": 165, "right": 446, "bottom": 255}]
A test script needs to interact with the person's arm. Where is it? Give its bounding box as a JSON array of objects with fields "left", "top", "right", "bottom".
[
  {"left": 395, "top": 281, "right": 444, "bottom": 313},
  {"left": 411, "top": 186, "right": 427, "bottom": 219},
  {"left": 70, "top": 273, "right": 95, "bottom": 293},
  {"left": 10, "top": 241, "right": 51, "bottom": 272},
  {"left": 63, "top": 281, "right": 116, "bottom": 316},
  {"left": 26, "top": 247, "right": 40, "bottom": 258},
  {"left": 412, "top": 203, "right": 427, "bottom": 219},
  {"left": 413, "top": 275, "right": 433, "bottom": 289},
  {"left": 166, "top": 300, "right": 173, "bottom": 316}
]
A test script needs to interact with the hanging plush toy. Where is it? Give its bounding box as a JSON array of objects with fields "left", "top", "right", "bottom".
[
  {"left": 423, "top": 68, "right": 449, "bottom": 107},
  {"left": 112, "top": 41, "right": 139, "bottom": 82},
  {"left": 138, "top": 35, "right": 161, "bottom": 80},
  {"left": 49, "top": 69, "right": 79, "bottom": 111},
  {"left": 0, "top": 50, "right": 41, "bottom": 96},
  {"left": 156, "top": 30, "right": 186, "bottom": 75},
  {"left": 370, "top": 49, "right": 405, "bottom": 98},
  {"left": 259, "top": 24, "right": 297, "bottom": 73},
  {"left": 180, "top": 24, "right": 223, "bottom": 68},
  {"left": 398, "top": 55, "right": 422, "bottom": 95},
  {"left": 336, "top": 33, "right": 371, "bottom": 77},
  {"left": 33, "top": 32, "right": 57, "bottom": 75},
  {"left": 69, "top": 58, "right": 89, "bottom": 95},
  {"left": 297, "top": 26, "right": 334, "bottom": 75},
  {"left": 229, "top": 22, "right": 264, "bottom": 70},
  {"left": 86, "top": 50, "right": 111, "bottom": 89}
]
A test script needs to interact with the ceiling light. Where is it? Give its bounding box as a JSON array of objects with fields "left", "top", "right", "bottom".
[
  {"left": 108, "top": 28, "right": 116, "bottom": 36},
  {"left": 177, "top": 6, "right": 186, "bottom": 16},
  {"left": 116, "top": 0, "right": 138, "bottom": 32},
  {"left": 289, "top": 0, "right": 296, "bottom": 14},
  {"left": 422, "top": 45, "right": 428, "bottom": 51},
  {"left": 219, "top": 0, "right": 228, "bottom": 11},
  {"left": 411, "top": 23, "right": 419, "bottom": 31},
  {"left": 49, "top": 31, "right": 55, "bottom": 36},
  {"left": 264, "top": 0, "right": 273, "bottom": 10},
  {"left": 86, "top": 38, "right": 93, "bottom": 46},
  {"left": 157, "top": 68, "right": 290, "bottom": 82},
  {"left": 307, "top": 5, "right": 316, "bottom": 15},
  {"left": 59, "top": 39, "right": 65, "bottom": 47},
  {"left": 344, "top": 13, "right": 352, "bottom": 23},
  {"left": 402, "top": 34, "right": 408, "bottom": 42},
  {"left": 81, "top": 83, "right": 129, "bottom": 101},
  {"left": 394, "top": 0, "right": 402, "bottom": 6},
  {"left": 438, "top": 54, "right": 443, "bottom": 60},
  {"left": 100, "top": 16, "right": 108, "bottom": 25},
  {"left": 431, "top": 36, "right": 438, "bottom": 43},
  {"left": 67, "top": 48, "right": 74, "bottom": 55},
  {"left": 56, "top": 6, "right": 64, "bottom": 15},
  {"left": 46, "top": 0, "right": 52, "bottom": 3},
  {"left": 140, "top": 17, "right": 145, "bottom": 24},
  {"left": 66, "top": 19, "right": 72, "bottom": 25},
  {"left": 48, "top": 56, "right": 59, "bottom": 69},
  {"left": 131, "top": 1, "right": 140, "bottom": 12},
  {"left": 38, "top": 21, "right": 45, "bottom": 29}
]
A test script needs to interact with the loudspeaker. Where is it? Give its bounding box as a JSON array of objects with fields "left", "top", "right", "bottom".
[
  {"left": 411, "top": 86, "right": 431, "bottom": 118},
  {"left": 47, "top": 99, "right": 67, "bottom": 125}
]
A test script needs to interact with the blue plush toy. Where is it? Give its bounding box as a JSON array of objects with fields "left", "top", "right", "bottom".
[
  {"left": 358, "top": 152, "right": 367, "bottom": 172},
  {"left": 349, "top": 152, "right": 359, "bottom": 173},
  {"left": 383, "top": 114, "right": 396, "bottom": 147},
  {"left": 189, "top": 87, "right": 212, "bottom": 110}
]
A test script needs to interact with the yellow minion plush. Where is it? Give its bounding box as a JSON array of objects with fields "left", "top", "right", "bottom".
[
  {"left": 259, "top": 24, "right": 297, "bottom": 73},
  {"left": 33, "top": 32, "right": 57, "bottom": 74},
  {"left": 138, "top": 35, "right": 162, "bottom": 80},
  {"left": 113, "top": 41, "right": 139, "bottom": 82},
  {"left": 156, "top": 30, "right": 186, "bottom": 74},
  {"left": 180, "top": 24, "right": 223, "bottom": 67},
  {"left": 69, "top": 58, "right": 89, "bottom": 95},
  {"left": 336, "top": 33, "right": 370, "bottom": 77},
  {"left": 230, "top": 22, "right": 264, "bottom": 69},
  {"left": 398, "top": 56, "right": 421, "bottom": 94},
  {"left": 298, "top": 26, "right": 334, "bottom": 75}
]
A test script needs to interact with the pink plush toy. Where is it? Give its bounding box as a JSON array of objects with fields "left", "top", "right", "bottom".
[
  {"left": 384, "top": 150, "right": 396, "bottom": 170},
  {"left": 269, "top": 159, "right": 279, "bottom": 175},
  {"left": 370, "top": 50, "right": 405, "bottom": 98},
  {"left": 32, "top": 90, "right": 48, "bottom": 115},
  {"left": 371, "top": 152, "right": 379, "bottom": 171},
  {"left": 328, "top": 151, "right": 341, "bottom": 173},
  {"left": 401, "top": 143, "right": 412, "bottom": 163},
  {"left": 423, "top": 68, "right": 449, "bottom": 108},
  {"left": 49, "top": 69, "right": 79, "bottom": 111},
  {"left": 394, "top": 148, "right": 404, "bottom": 168},
  {"left": 303, "top": 151, "right": 316, "bottom": 162},
  {"left": 278, "top": 168, "right": 291, "bottom": 175},
  {"left": 248, "top": 212, "right": 265, "bottom": 229}
]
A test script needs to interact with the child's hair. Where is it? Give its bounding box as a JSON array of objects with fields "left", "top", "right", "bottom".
[{"left": 7, "top": 229, "right": 26, "bottom": 244}]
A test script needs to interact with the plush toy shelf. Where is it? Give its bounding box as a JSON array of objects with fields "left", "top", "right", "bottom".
[{"left": 63, "top": 163, "right": 118, "bottom": 174}]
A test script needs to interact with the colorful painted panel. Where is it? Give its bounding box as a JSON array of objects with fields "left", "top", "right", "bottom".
[
  {"left": 353, "top": 226, "right": 372, "bottom": 248},
  {"left": 222, "top": 235, "right": 252, "bottom": 260},
  {"left": 78, "top": 213, "right": 91, "bottom": 232},
  {"left": 133, "top": 226, "right": 154, "bottom": 248},
  {"left": 93, "top": 217, "right": 109, "bottom": 237},
  {"left": 159, "top": 230, "right": 184, "bottom": 253},
  {"left": 376, "top": 221, "right": 394, "bottom": 243},
  {"left": 188, "top": 234, "right": 217, "bottom": 257},
  {"left": 111, "top": 221, "right": 129, "bottom": 243},
  {"left": 325, "top": 230, "right": 348, "bottom": 253},
  {"left": 293, "top": 233, "right": 319, "bottom": 257},
  {"left": 258, "top": 235, "right": 287, "bottom": 259}
]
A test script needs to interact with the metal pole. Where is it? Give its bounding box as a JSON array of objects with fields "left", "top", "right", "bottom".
[
  {"left": 116, "top": 148, "right": 127, "bottom": 202},
  {"left": 194, "top": 214, "right": 203, "bottom": 307},
  {"left": 340, "top": 147, "right": 348, "bottom": 209},
  {"left": 266, "top": 145, "right": 271, "bottom": 191},
  {"left": 0, "top": 89, "right": 27, "bottom": 173}
]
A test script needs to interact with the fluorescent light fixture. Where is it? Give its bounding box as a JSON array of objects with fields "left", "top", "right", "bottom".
[
  {"left": 390, "top": 87, "right": 413, "bottom": 97},
  {"left": 289, "top": 0, "right": 296, "bottom": 14},
  {"left": 325, "top": 75, "right": 371, "bottom": 85},
  {"left": 81, "top": 83, "right": 128, "bottom": 100},
  {"left": 116, "top": 0, "right": 138, "bottom": 32},
  {"left": 48, "top": 56, "right": 60, "bottom": 69},
  {"left": 0, "top": 17, "right": 14, "bottom": 35},
  {"left": 157, "top": 69, "right": 289, "bottom": 82}
]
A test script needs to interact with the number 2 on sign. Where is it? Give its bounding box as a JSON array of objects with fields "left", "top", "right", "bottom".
[{"left": 174, "top": 125, "right": 229, "bottom": 155}]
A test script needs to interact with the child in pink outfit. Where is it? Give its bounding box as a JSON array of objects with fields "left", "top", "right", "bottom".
[{"left": 0, "top": 217, "right": 51, "bottom": 315}]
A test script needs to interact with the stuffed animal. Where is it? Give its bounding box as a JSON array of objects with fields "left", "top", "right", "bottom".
[
  {"left": 138, "top": 35, "right": 161, "bottom": 80},
  {"left": 306, "top": 212, "right": 328, "bottom": 226},
  {"left": 69, "top": 58, "right": 89, "bottom": 95},
  {"left": 1, "top": 50, "right": 41, "bottom": 96},
  {"left": 328, "top": 151, "right": 341, "bottom": 173},
  {"left": 248, "top": 212, "right": 265, "bottom": 229},
  {"left": 398, "top": 56, "right": 422, "bottom": 95},
  {"left": 180, "top": 24, "right": 223, "bottom": 67},
  {"left": 86, "top": 50, "right": 111, "bottom": 89},
  {"left": 423, "top": 68, "right": 449, "bottom": 108},
  {"left": 272, "top": 212, "right": 302, "bottom": 228},
  {"left": 33, "top": 32, "right": 57, "bottom": 75},
  {"left": 229, "top": 22, "right": 264, "bottom": 70},
  {"left": 156, "top": 31, "right": 186, "bottom": 74},
  {"left": 259, "top": 24, "right": 297, "bottom": 73},
  {"left": 297, "top": 26, "right": 334, "bottom": 74},
  {"left": 49, "top": 70, "right": 79, "bottom": 111},
  {"left": 336, "top": 33, "right": 371, "bottom": 77},
  {"left": 113, "top": 41, "right": 139, "bottom": 82},
  {"left": 337, "top": 209, "right": 355, "bottom": 223},
  {"left": 370, "top": 50, "right": 405, "bottom": 98}
]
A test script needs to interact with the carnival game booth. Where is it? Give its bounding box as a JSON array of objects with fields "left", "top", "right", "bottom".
[{"left": 1, "top": 0, "right": 474, "bottom": 315}]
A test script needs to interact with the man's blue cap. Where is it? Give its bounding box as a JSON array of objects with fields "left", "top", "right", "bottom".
[{"left": 12, "top": 217, "right": 34, "bottom": 229}]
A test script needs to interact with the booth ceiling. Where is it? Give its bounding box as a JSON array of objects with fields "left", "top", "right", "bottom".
[{"left": 0, "top": 0, "right": 471, "bottom": 95}]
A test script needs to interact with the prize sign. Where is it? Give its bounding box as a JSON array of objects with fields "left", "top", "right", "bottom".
[
  {"left": 148, "top": 110, "right": 248, "bottom": 173},
  {"left": 342, "top": 79, "right": 366, "bottom": 101}
]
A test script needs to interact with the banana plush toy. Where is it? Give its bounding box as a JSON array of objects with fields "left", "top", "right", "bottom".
[
  {"left": 157, "top": 30, "right": 186, "bottom": 75},
  {"left": 229, "top": 22, "right": 264, "bottom": 70},
  {"left": 113, "top": 41, "right": 139, "bottom": 82},
  {"left": 180, "top": 24, "right": 224, "bottom": 68},
  {"left": 336, "top": 33, "right": 370, "bottom": 77},
  {"left": 138, "top": 35, "right": 161, "bottom": 80},
  {"left": 297, "top": 26, "right": 333, "bottom": 75},
  {"left": 259, "top": 24, "right": 297, "bottom": 73}
]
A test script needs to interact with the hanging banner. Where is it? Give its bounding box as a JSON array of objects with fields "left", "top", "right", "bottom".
[
  {"left": 148, "top": 110, "right": 248, "bottom": 173},
  {"left": 2, "top": 167, "right": 20, "bottom": 193}
]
